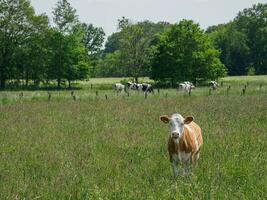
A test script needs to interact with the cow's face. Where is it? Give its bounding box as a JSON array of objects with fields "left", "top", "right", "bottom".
[{"left": 160, "top": 113, "right": 193, "bottom": 142}]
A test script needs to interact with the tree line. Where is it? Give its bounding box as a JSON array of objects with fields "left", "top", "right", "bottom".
[
  {"left": 0, "top": 1, "right": 266, "bottom": 89},
  {"left": 0, "top": 0, "right": 104, "bottom": 89},
  {"left": 207, "top": 3, "right": 267, "bottom": 76}
]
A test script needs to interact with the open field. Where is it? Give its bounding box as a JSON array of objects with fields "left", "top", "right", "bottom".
[
  {"left": 0, "top": 75, "right": 267, "bottom": 104},
  {"left": 0, "top": 76, "right": 267, "bottom": 199}
]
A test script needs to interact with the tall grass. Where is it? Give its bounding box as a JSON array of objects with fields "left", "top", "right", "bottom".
[{"left": 0, "top": 89, "right": 266, "bottom": 199}]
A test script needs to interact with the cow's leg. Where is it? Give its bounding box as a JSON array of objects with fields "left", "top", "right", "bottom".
[
  {"left": 184, "top": 157, "right": 193, "bottom": 174},
  {"left": 172, "top": 161, "right": 179, "bottom": 177},
  {"left": 192, "top": 152, "right": 200, "bottom": 167},
  {"left": 184, "top": 163, "right": 191, "bottom": 174}
]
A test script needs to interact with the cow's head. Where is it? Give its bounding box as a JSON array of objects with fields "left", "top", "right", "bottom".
[{"left": 160, "top": 113, "right": 193, "bottom": 142}]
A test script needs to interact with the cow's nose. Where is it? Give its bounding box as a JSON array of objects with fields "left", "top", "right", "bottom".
[{"left": 172, "top": 132, "right": 179, "bottom": 138}]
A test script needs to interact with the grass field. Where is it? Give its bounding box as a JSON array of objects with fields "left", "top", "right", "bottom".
[{"left": 0, "top": 76, "right": 267, "bottom": 199}]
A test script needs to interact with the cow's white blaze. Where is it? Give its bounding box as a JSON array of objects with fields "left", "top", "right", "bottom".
[{"left": 169, "top": 113, "right": 185, "bottom": 141}]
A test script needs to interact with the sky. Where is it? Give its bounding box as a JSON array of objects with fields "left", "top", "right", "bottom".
[{"left": 31, "top": 0, "right": 267, "bottom": 37}]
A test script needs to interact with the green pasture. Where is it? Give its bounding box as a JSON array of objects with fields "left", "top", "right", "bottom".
[{"left": 0, "top": 76, "right": 266, "bottom": 199}]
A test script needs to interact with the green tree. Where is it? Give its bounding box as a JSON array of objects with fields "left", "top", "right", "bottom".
[
  {"left": 64, "top": 30, "right": 90, "bottom": 88},
  {"left": 0, "top": 0, "right": 44, "bottom": 88},
  {"left": 80, "top": 23, "right": 105, "bottom": 55},
  {"left": 207, "top": 3, "right": 267, "bottom": 75},
  {"left": 95, "top": 51, "right": 123, "bottom": 77},
  {"left": 78, "top": 23, "right": 105, "bottom": 77},
  {"left": 151, "top": 20, "right": 226, "bottom": 85},
  {"left": 12, "top": 14, "right": 50, "bottom": 86},
  {"left": 52, "top": 0, "right": 78, "bottom": 34},
  {"left": 119, "top": 24, "right": 148, "bottom": 82},
  {"left": 117, "top": 20, "right": 170, "bottom": 82},
  {"left": 104, "top": 32, "right": 121, "bottom": 54},
  {"left": 52, "top": 0, "right": 78, "bottom": 87},
  {"left": 117, "top": 16, "right": 130, "bottom": 30},
  {"left": 234, "top": 3, "right": 267, "bottom": 74},
  {"left": 207, "top": 23, "right": 249, "bottom": 75}
]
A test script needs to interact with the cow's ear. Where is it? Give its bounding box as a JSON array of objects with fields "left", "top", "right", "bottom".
[
  {"left": 160, "top": 115, "right": 170, "bottom": 123},
  {"left": 184, "top": 116, "right": 194, "bottom": 124}
]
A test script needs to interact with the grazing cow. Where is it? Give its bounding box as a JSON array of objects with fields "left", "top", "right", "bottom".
[
  {"left": 160, "top": 113, "right": 203, "bottom": 177},
  {"left": 127, "top": 82, "right": 136, "bottom": 90},
  {"left": 178, "top": 83, "right": 187, "bottom": 91},
  {"left": 114, "top": 83, "right": 125, "bottom": 93},
  {"left": 142, "top": 83, "right": 153, "bottom": 93},
  {"left": 137, "top": 83, "right": 143, "bottom": 91},
  {"left": 127, "top": 82, "right": 144, "bottom": 91},
  {"left": 209, "top": 81, "right": 219, "bottom": 90},
  {"left": 179, "top": 82, "right": 195, "bottom": 92}
]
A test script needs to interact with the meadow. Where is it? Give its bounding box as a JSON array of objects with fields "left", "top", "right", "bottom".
[{"left": 0, "top": 76, "right": 266, "bottom": 199}]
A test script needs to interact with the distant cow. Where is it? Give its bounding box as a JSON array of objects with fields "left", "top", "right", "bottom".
[
  {"left": 209, "top": 81, "right": 219, "bottom": 90},
  {"left": 160, "top": 113, "right": 203, "bottom": 177},
  {"left": 128, "top": 82, "right": 153, "bottom": 93},
  {"left": 127, "top": 82, "right": 137, "bottom": 90},
  {"left": 114, "top": 83, "right": 125, "bottom": 93},
  {"left": 179, "top": 81, "right": 195, "bottom": 92},
  {"left": 141, "top": 83, "right": 153, "bottom": 93}
]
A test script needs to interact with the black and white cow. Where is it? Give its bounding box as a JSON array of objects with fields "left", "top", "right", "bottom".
[
  {"left": 127, "top": 82, "right": 137, "bottom": 90},
  {"left": 209, "top": 81, "right": 219, "bottom": 90},
  {"left": 127, "top": 82, "right": 146, "bottom": 92},
  {"left": 127, "top": 82, "right": 141, "bottom": 90},
  {"left": 142, "top": 83, "right": 153, "bottom": 93}
]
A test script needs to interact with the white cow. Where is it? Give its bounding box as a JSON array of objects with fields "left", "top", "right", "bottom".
[
  {"left": 114, "top": 83, "right": 125, "bottom": 93},
  {"left": 179, "top": 81, "right": 195, "bottom": 92}
]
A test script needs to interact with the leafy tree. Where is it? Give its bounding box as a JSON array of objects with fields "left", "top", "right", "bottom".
[
  {"left": 106, "top": 20, "right": 170, "bottom": 81},
  {"left": 104, "top": 20, "right": 170, "bottom": 54},
  {"left": 12, "top": 14, "right": 50, "bottom": 86},
  {"left": 207, "top": 23, "right": 249, "bottom": 75},
  {"left": 95, "top": 51, "right": 123, "bottom": 77},
  {"left": 0, "top": 0, "right": 44, "bottom": 88},
  {"left": 64, "top": 30, "right": 90, "bottom": 88},
  {"left": 104, "top": 32, "right": 121, "bottom": 54},
  {"left": 80, "top": 23, "right": 105, "bottom": 55},
  {"left": 207, "top": 3, "right": 267, "bottom": 75},
  {"left": 76, "top": 23, "right": 105, "bottom": 77},
  {"left": 52, "top": 0, "right": 79, "bottom": 87},
  {"left": 151, "top": 20, "right": 226, "bottom": 85},
  {"left": 234, "top": 3, "right": 267, "bottom": 74},
  {"left": 117, "top": 16, "right": 130, "bottom": 30},
  {"left": 119, "top": 24, "right": 150, "bottom": 82},
  {"left": 52, "top": 0, "right": 78, "bottom": 34}
]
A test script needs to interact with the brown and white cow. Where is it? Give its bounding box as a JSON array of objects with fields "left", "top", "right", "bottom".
[{"left": 160, "top": 113, "right": 203, "bottom": 176}]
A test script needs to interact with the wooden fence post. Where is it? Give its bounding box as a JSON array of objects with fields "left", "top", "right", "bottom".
[
  {"left": 48, "top": 92, "right": 51, "bottom": 102},
  {"left": 189, "top": 88, "right": 192, "bottom": 96},
  {"left": 242, "top": 88, "right": 246, "bottom": 95},
  {"left": 227, "top": 86, "right": 231, "bottom": 96},
  {"left": 19, "top": 92, "right": 23, "bottom": 100}
]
